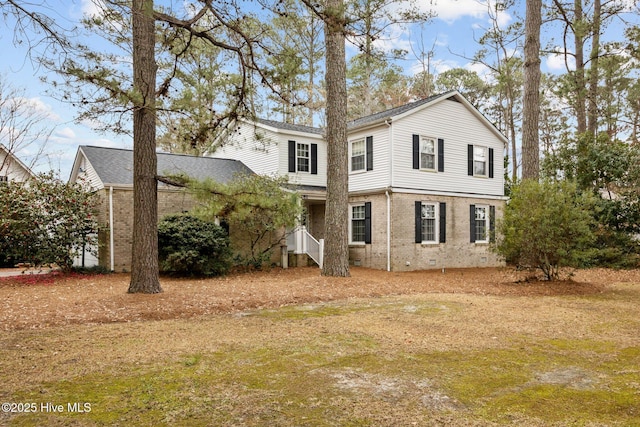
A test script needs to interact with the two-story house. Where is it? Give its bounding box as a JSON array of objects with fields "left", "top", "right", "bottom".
[
  {"left": 69, "top": 90, "right": 507, "bottom": 272},
  {"left": 212, "top": 90, "right": 508, "bottom": 271}
]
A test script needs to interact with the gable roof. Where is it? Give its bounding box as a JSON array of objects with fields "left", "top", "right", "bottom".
[
  {"left": 72, "top": 146, "right": 254, "bottom": 188},
  {"left": 347, "top": 91, "right": 455, "bottom": 130},
  {"left": 246, "top": 91, "right": 507, "bottom": 144},
  {"left": 0, "top": 143, "right": 37, "bottom": 182}
]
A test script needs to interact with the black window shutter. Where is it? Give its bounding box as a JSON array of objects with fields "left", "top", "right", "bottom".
[
  {"left": 439, "top": 202, "right": 446, "bottom": 243},
  {"left": 469, "top": 204, "right": 476, "bottom": 243},
  {"left": 364, "top": 202, "right": 372, "bottom": 244},
  {"left": 467, "top": 145, "right": 474, "bottom": 176},
  {"left": 366, "top": 136, "right": 373, "bottom": 171},
  {"left": 438, "top": 138, "right": 444, "bottom": 172},
  {"left": 413, "top": 135, "right": 420, "bottom": 169},
  {"left": 288, "top": 140, "right": 296, "bottom": 172},
  {"left": 489, "top": 148, "right": 494, "bottom": 178},
  {"left": 311, "top": 143, "right": 318, "bottom": 175},
  {"left": 415, "top": 201, "right": 422, "bottom": 243},
  {"left": 489, "top": 205, "right": 496, "bottom": 242}
]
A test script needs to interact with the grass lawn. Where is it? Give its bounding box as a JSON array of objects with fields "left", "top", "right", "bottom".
[{"left": 0, "top": 267, "right": 639, "bottom": 426}]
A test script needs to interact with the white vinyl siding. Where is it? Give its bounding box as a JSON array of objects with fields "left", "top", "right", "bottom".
[
  {"left": 348, "top": 126, "right": 390, "bottom": 192},
  {"left": 211, "top": 121, "right": 326, "bottom": 187},
  {"left": 390, "top": 98, "right": 504, "bottom": 197}
]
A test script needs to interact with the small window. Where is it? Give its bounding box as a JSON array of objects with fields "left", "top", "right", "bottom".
[
  {"left": 351, "top": 139, "right": 365, "bottom": 172},
  {"left": 297, "top": 143, "right": 309, "bottom": 172},
  {"left": 474, "top": 205, "right": 488, "bottom": 242},
  {"left": 0, "top": 176, "right": 8, "bottom": 183},
  {"left": 421, "top": 203, "right": 437, "bottom": 243},
  {"left": 474, "top": 146, "right": 487, "bottom": 176},
  {"left": 421, "top": 137, "right": 436, "bottom": 170},
  {"left": 351, "top": 205, "right": 366, "bottom": 242}
]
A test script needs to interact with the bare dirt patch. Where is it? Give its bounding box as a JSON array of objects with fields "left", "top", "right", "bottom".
[{"left": 0, "top": 266, "right": 625, "bottom": 331}]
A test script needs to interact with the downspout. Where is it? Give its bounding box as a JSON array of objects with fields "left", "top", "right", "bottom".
[
  {"left": 385, "top": 118, "right": 393, "bottom": 272},
  {"left": 385, "top": 190, "right": 390, "bottom": 272},
  {"left": 109, "top": 186, "right": 114, "bottom": 272}
]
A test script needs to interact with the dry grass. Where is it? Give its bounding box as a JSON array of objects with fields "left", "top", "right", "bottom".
[{"left": 0, "top": 267, "right": 639, "bottom": 426}]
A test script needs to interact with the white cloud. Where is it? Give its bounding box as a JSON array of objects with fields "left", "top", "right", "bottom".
[
  {"left": 427, "top": 0, "right": 512, "bottom": 28},
  {"left": 546, "top": 49, "right": 574, "bottom": 71},
  {"left": 55, "top": 127, "right": 76, "bottom": 140},
  {"left": 428, "top": 0, "right": 488, "bottom": 23}
]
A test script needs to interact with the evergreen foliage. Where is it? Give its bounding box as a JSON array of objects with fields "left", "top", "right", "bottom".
[
  {"left": 0, "top": 172, "right": 99, "bottom": 271},
  {"left": 158, "top": 215, "right": 231, "bottom": 277},
  {"left": 494, "top": 180, "right": 596, "bottom": 280}
]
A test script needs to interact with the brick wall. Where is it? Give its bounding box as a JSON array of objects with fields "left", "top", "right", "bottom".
[
  {"left": 348, "top": 191, "right": 505, "bottom": 271},
  {"left": 98, "top": 187, "right": 196, "bottom": 272}
]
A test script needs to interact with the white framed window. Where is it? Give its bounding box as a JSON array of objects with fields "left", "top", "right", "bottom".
[
  {"left": 474, "top": 146, "right": 488, "bottom": 176},
  {"left": 421, "top": 202, "right": 438, "bottom": 243},
  {"left": 351, "top": 138, "right": 365, "bottom": 172},
  {"left": 351, "top": 204, "right": 366, "bottom": 243},
  {"left": 474, "top": 205, "right": 489, "bottom": 243},
  {"left": 420, "top": 137, "right": 436, "bottom": 170},
  {"left": 297, "top": 143, "right": 310, "bottom": 172}
]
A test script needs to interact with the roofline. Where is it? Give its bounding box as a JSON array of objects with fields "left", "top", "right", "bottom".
[{"left": 0, "top": 143, "right": 38, "bottom": 179}]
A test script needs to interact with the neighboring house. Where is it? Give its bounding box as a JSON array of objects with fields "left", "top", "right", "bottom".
[
  {"left": 69, "top": 146, "right": 253, "bottom": 272},
  {"left": 0, "top": 144, "right": 37, "bottom": 184},
  {"left": 213, "top": 90, "right": 508, "bottom": 271}
]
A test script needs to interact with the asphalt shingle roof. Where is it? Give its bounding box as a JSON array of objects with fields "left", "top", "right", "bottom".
[
  {"left": 347, "top": 91, "right": 455, "bottom": 129},
  {"left": 257, "top": 118, "right": 324, "bottom": 135},
  {"left": 256, "top": 91, "right": 457, "bottom": 134},
  {"left": 80, "top": 146, "right": 253, "bottom": 186}
]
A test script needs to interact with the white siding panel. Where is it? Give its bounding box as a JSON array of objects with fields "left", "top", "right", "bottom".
[
  {"left": 347, "top": 124, "right": 390, "bottom": 192},
  {"left": 211, "top": 121, "right": 281, "bottom": 175},
  {"left": 278, "top": 134, "right": 327, "bottom": 187},
  {"left": 391, "top": 98, "right": 504, "bottom": 197}
]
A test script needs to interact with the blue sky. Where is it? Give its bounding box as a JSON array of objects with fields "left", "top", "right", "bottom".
[{"left": 0, "top": 0, "right": 632, "bottom": 178}]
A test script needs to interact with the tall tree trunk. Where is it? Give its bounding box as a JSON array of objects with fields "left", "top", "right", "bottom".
[
  {"left": 322, "top": 0, "right": 350, "bottom": 277},
  {"left": 587, "top": 0, "right": 601, "bottom": 134},
  {"left": 129, "top": 0, "right": 161, "bottom": 293},
  {"left": 574, "top": 0, "right": 587, "bottom": 135},
  {"left": 522, "top": 0, "right": 542, "bottom": 180}
]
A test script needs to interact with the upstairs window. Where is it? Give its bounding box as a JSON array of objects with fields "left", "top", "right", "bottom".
[
  {"left": 297, "top": 143, "right": 310, "bottom": 172},
  {"left": 413, "top": 135, "right": 444, "bottom": 172},
  {"left": 350, "top": 136, "right": 373, "bottom": 172},
  {"left": 421, "top": 137, "right": 436, "bottom": 170},
  {"left": 288, "top": 141, "right": 318, "bottom": 175},
  {"left": 474, "top": 146, "right": 487, "bottom": 176},
  {"left": 468, "top": 145, "right": 494, "bottom": 178},
  {"left": 351, "top": 139, "right": 365, "bottom": 172}
]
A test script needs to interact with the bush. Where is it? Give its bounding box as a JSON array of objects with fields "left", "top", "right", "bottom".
[
  {"left": 158, "top": 215, "right": 231, "bottom": 277},
  {"left": 494, "top": 180, "right": 596, "bottom": 280}
]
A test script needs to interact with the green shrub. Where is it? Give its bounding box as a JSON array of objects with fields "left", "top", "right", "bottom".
[
  {"left": 494, "top": 180, "right": 596, "bottom": 280},
  {"left": 158, "top": 215, "right": 231, "bottom": 277}
]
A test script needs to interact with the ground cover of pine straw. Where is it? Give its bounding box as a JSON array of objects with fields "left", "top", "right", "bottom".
[{"left": 0, "top": 267, "right": 639, "bottom": 426}]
